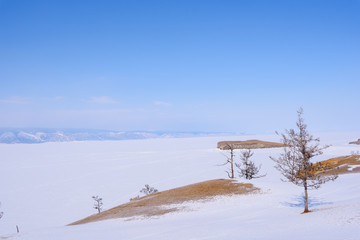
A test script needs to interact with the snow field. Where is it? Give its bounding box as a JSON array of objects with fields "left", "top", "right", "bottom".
[{"left": 0, "top": 132, "right": 360, "bottom": 239}]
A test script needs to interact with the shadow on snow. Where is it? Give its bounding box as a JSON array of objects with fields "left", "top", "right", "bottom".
[{"left": 281, "top": 194, "right": 333, "bottom": 208}]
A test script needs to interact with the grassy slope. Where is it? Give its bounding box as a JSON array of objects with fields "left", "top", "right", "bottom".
[
  {"left": 70, "top": 179, "right": 259, "bottom": 225},
  {"left": 316, "top": 155, "right": 360, "bottom": 175}
]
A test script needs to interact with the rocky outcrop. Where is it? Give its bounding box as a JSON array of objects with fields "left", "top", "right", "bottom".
[
  {"left": 217, "top": 140, "right": 285, "bottom": 150},
  {"left": 349, "top": 139, "right": 360, "bottom": 145}
]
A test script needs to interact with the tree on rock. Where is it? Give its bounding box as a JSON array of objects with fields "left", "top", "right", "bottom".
[{"left": 270, "top": 108, "right": 337, "bottom": 213}]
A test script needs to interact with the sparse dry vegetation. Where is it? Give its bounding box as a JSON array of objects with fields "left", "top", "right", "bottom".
[
  {"left": 70, "top": 179, "right": 260, "bottom": 225},
  {"left": 314, "top": 155, "right": 360, "bottom": 175}
]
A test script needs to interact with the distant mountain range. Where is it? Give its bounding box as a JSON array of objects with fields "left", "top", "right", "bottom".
[{"left": 0, "top": 128, "right": 234, "bottom": 144}]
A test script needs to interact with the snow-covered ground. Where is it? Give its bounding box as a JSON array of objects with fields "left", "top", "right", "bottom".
[{"left": 0, "top": 132, "right": 359, "bottom": 240}]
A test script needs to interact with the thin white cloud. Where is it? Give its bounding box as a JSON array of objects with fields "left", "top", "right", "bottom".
[
  {"left": 42, "top": 96, "right": 64, "bottom": 101},
  {"left": 0, "top": 96, "right": 31, "bottom": 104},
  {"left": 89, "top": 96, "right": 120, "bottom": 104},
  {"left": 52, "top": 96, "right": 64, "bottom": 101},
  {"left": 154, "top": 101, "right": 172, "bottom": 107}
]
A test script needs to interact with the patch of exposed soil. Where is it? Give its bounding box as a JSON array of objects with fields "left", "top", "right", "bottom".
[
  {"left": 217, "top": 140, "right": 285, "bottom": 150},
  {"left": 316, "top": 155, "right": 360, "bottom": 175},
  {"left": 69, "top": 179, "right": 259, "bottom": 225}
]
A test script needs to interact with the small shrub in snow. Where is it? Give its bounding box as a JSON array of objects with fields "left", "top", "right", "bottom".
[
  {"left": 235, "top": 149, "right": 265, "bottom": 180},
  {"left": 140, "top": 184, "right": 158, "bottom": 195},
  {"left": 92, "top": 195, "right": 103, "bottom": 213}
]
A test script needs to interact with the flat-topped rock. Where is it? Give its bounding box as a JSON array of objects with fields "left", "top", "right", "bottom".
[
  {"left": 349, "top": 139, "right": 360, "bottom": 145},
  {"left": 217, "top": 140, "right": 285, "bottom": 150}
]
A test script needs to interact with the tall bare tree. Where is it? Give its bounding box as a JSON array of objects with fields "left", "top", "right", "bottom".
[
  {"left": 270, "top": 108, "right": 337, "bottom": 213},
  {"left": 219, "top": 143, "right": 235, "bottom": 178},
  {"left": 235, "top": 149, "right": 265, "bottom": 180}
]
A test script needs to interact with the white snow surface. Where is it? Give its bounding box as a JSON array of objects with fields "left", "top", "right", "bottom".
[{"left": 1, "top": 132, "right": 360, "bottom": 240}]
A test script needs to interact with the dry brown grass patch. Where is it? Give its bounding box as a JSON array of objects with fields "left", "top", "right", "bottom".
[
  {"left": 315, "top": 155, "right": 360, "bottom": 175},
  {"left": 69, "top": 179, "right": 259, "bottom": 225},
  {"left": 217, "top": 140, "right": 285, "bottom": 150}
]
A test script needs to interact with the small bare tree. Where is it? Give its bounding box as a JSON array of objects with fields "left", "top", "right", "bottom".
[
  {"left": 235, "top": 149, "right": 265, "bottom": 179},
  {"left": 140, "top": 184, "right": 158, "bottom": 195},
  {"left": 92, "top": 195, "right": 103, "bottom": 213},
  {"left": 219, "top": 143, "right": 236, "bottom": 179},
  {"left": 270, "top": 108, "right": 337, "bottom": 213}
]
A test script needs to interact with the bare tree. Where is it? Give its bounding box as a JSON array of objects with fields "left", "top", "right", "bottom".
[
  {"left": 270, "top": 108, "right": 337, "bottom": 213},
  {"left": 92, "top": 195, "right": 103, "bottom": 213},
  {"left": 235, "top": 149, "right": 265, "bottom": 179},
  {"left": 219, "top": 143, "right": 236, "bottom": 179},
  {"left": 140, "top": 184, "right": 158, "bottom": 195}
]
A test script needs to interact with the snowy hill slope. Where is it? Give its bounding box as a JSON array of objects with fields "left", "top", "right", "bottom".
[{"left": 0, "top": 132, "right": 359, "bottom": 239}]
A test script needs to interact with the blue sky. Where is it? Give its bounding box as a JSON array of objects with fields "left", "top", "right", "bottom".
[{"left": 0, "top": 0, "right": 359, "bottom": 133}]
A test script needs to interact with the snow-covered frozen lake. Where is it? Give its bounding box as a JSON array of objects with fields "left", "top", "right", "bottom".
[{"left": 1, "top": 132, "right": 359, "bottom": 239}]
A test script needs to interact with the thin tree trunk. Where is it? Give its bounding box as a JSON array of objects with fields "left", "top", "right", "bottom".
[
  {"left": 303, "top": 182, "right": 309, "bottom": 213},
  {"left": 230, "top": 149, "right": 234, "bottom": 178}
]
